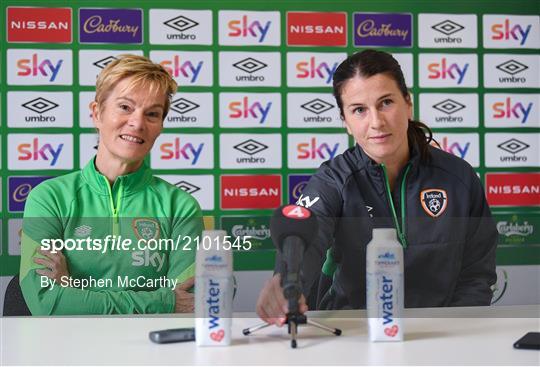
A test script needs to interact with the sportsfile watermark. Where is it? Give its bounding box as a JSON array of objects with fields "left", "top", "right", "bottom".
[{"left": 39, "top": 233, "right": 253, "bottom": 254}]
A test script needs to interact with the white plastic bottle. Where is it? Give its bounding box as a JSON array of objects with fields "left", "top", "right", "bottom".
[
  {"left": 366, "top": 228, "right": 404, "bottom": 342},
  {"left": 195, "top": 230, "right": 233, "bottom": 346}
]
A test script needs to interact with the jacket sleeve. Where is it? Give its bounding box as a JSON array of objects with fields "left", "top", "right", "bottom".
[
  {"left": 19, "top": 186, "right": 202, "bottom": 315},
  {"left": 450, "top": 172, "right": 497, "bottom": 306},
  {"left": 275, "top": 163, "right": 343, "bottom": 304}
]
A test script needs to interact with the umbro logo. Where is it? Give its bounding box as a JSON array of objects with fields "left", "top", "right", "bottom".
[
  {"left": 233, "top": 58, "right": 267, "bottom": 74},
  {"left": 22, "top": 97, "right": 59, "bottom": 114},
  {"left": 170, "top": 98, "right": 199, "bottom": 114},
  {"left": 163, "top": 15, "right": 199, "bottom": 32},
  {"left": 431, "top": 20, "right": 464, "bottom": 36},
  {"left": 174, "top": 180, "right": 201, "bottom": 194},
  {"left": 496, "top": 60, "right": 528, "bottom": 76},
  {"left": 497, "top": 139, "right": 529, "bottom": 155},
  {"left": 432, "top": 99, "right": 466, "bottom": 115},
  {"left": 301, "top": 98, "right": 334, "bottom": 115},
  {"left": 234, "top": 139, "right": 268, "bottom": 156},
  {"left": 93, "top": 56, "right": 117, "bottom": 69}
]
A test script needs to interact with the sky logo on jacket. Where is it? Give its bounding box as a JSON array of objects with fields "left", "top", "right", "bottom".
[
  {"left": 152, "top": 134, "right": 213, "bottom": 169},
  {"left": 8, "top": 176, "right": 52, "bottom": 212},
  {"left": 219, "top": 11, "right": 280, "bottom": 46},
  {"left": 483, "top": 15, "right": 539, "bottom": 48}
]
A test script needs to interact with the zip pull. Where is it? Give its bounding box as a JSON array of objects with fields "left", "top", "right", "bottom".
[{"left": 103, "top": 176, "right": 120, "bottom": 224}]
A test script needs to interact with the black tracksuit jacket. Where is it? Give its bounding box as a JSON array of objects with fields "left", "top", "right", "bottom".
[{"left": 291, "top": 143, "right": 497, "bottom": 309}]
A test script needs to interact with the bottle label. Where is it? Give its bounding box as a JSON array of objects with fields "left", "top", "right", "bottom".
[
  {"left": 195, "top": 276, "right": 232, "bottom": 346},
  {"left": 367, "top": 271, "right": 403, "bottom": 341}
]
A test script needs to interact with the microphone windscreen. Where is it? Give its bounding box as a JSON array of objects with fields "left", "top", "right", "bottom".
[{"left": 270, "top": 205, "right": 318, "bottom": 251}]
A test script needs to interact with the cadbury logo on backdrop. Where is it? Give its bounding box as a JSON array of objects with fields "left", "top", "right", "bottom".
[
  {"left": 8, "top": 176, "right": 52, "bottom": 212},
  {"left": 7, "top": 7, "right": 72, "bottom": 43},
  {"left": 288, "top": 175, "right": 312, "bottom": 204},
  {"left": 353, "top": 13, "right": 412, "bottom": 47},
  {"left": 79, "top": 8, "right": 142, "bottom": 44}
]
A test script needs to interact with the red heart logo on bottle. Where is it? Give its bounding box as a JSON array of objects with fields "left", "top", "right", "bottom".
[
  {"left": 384, "top": 325, "right": 399, "bottom": 337},
  {"left": 210, "top": 329, "right": 225, "bottom": 342}
]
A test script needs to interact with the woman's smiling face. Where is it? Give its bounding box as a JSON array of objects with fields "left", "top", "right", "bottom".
[{"left": 91, "top": 76, "right": 166, "bottom": 165}]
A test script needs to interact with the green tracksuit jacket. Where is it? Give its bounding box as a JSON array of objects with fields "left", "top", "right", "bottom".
[{"left": 20, "top": 158, "right": 203, "bottom": 315}]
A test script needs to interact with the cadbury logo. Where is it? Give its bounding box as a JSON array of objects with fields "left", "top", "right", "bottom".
[
  {"left": 83, "top": 16, "right": 139, "bottom": 37},
  {"left": 356, "top": 20, "right": 409, "bottom": 40}
]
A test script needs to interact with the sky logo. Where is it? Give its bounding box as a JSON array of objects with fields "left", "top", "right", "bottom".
[
  {"left": 437, "top": 137, "right": 470, "bottom": 159},
  {"left": 492, "top": 97, "right": 533, "bottom": 124},
  {"left": 428, "top": 58, "right": 469, "bottom": 84},
  {"left": 160, "top": 138, "right": 204, "bottom": 165},
  {"left": 228, "top": 15, "right": 271, "bottom": 43},
  {"left": 229, "top": 97, "right": 272, "bottom": 124},
  {"left": 17, "top": 138, "right": 64, "bottom": 166},
  {"left": 296, "top": 57, "right": 338, "bottom": 84},
  {"left": 297, "top": 138, "right": 340, "bottom": 159},
  {"left": 160, "top": 56, "right": 202, "bottom": 82},
  {"left": 491, "top": 19, "right": 532, "bottom": 46},
  {"left": 17, "top": 54, "right": 63, "bottom": 82}
]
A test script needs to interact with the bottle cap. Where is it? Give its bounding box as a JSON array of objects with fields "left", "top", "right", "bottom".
[{"left": 372, "top": 228, "right": 398, "bottom": 241}]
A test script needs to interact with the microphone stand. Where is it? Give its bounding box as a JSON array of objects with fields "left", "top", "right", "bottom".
[{"left": 243, "top": 269, "right": 342, "bottom": 348}]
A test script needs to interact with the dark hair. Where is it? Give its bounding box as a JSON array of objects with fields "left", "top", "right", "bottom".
[{"left": 332, "top": 49, "right": 434, "bottom": 163}]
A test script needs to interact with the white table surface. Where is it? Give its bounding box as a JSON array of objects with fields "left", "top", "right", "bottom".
[{"left": 1, "top": 306, "right": 539, "bottom": 365}]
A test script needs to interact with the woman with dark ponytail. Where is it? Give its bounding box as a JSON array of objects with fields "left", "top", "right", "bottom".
[{"left": 257, "top": 50, "right": 497, "bottom": 324}]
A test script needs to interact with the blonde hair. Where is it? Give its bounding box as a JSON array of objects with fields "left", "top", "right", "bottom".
[{"left": 94, "top": 54, "right": 177, "bottom": 119}]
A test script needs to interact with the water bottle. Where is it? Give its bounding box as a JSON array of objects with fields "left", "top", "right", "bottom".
[
  {"left": 195, "top": 230, "right": 233, "bottom": 346},
  {"left": 366, "top": 228, "right": 404, "bottom": 342}
]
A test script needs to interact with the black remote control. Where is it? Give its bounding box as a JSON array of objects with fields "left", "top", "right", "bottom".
[{"left": 149, "top": 328, "right": 195, "bottom": 344}]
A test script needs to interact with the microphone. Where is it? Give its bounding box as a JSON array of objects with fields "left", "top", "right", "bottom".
[{"left": 270, "top": 205, "right": 318, "bottom": 313}]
